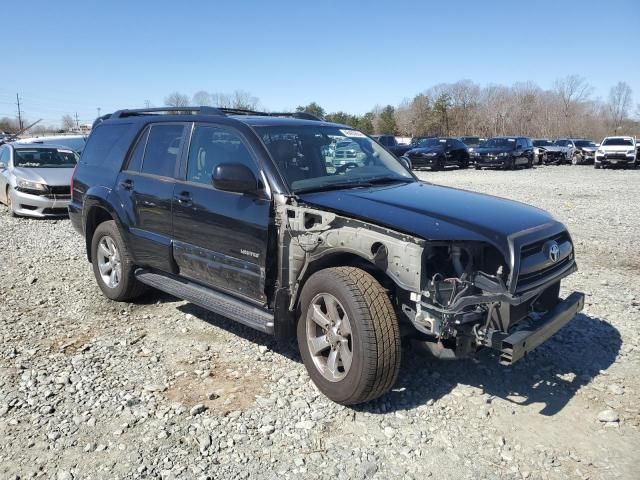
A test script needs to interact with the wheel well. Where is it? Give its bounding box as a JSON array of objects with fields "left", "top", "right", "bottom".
[
  {"left": 298, "top": 252, "right": 398, "bottom": 306},
  {"left": 85, "top": 206, "right": 114, "bottom": 261}
]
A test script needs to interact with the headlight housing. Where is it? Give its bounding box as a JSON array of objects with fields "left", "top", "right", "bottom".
[
  {"left": 17, "top": 179, "right": 47, "bottom": 191},
  {"left": 497, "top": 152, "right": 510, "bottom": 157},
  {"left": 626, "top": 150, "right": 635, "bottom": 156}
]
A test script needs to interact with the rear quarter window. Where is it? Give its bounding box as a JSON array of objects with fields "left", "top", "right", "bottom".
[{"left": 80, "top": 123, "right": 135, "bottom": 169}]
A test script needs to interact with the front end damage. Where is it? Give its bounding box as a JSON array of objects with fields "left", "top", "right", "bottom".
[{"left": 275, "top": 194, "right": 584, "bottom": 365}]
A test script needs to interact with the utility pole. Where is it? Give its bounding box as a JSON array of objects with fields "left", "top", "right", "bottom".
[
  {"left": 16, "top": 93, "right": 24, "bottom": 130},
  {"left": 97, "top": 107, "right": 101, "bottom": 119},
  {"left": 74, "top": 112, "right": 79, "bottom": 129},
  {"left": 144, "top": 100, "right": 151, "bottom": 108}
]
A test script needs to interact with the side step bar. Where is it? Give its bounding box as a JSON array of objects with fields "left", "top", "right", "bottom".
[{"left": 135, "top": 270, "right": 274, "bottom": 335}]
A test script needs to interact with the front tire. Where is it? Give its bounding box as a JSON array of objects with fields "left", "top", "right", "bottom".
[
  {"left": 91, "top": 220, "right": 146, "bottom": 301},
  {"left": 297, "top": 267, "right": 401, "bottom": 405}
]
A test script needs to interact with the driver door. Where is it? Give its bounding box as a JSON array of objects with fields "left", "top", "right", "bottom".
[{"left": 172, "top": 123, "right": 271, "bottom": 304}]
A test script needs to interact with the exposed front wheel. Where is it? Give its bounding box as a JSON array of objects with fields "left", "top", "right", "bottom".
[
  {"left": 297, "top": 267, "right": 401, "bottom": 405},
  {"left": 91, "top": 220, "right": 146, "bottom": 301},
  {"left": 572, "top": 153, "right": 581, "bottom": 165}
]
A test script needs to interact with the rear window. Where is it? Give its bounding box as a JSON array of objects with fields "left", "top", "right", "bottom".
[{"left": 81, "top": 123, "right": 132, "bottom": 167}]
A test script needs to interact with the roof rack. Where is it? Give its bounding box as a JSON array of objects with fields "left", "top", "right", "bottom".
[
  {"left": 108, "top": 106, "right": 325, "bottom": 122},
  {"left": 216, "top": 108, "right": 324, "bottom": 121},
  {"left": 111, "top": 106, "right": 223, "bottom": 119}
]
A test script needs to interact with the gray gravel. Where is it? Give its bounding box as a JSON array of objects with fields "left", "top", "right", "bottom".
[{"left": 1, "top": 165, "right": 638, "bottom": 479}]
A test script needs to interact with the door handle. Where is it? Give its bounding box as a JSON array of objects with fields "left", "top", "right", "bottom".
[
  {"left": 120, "top": 179, "right": 134, "bottom": 190},
  {"left": 175, "top": 191, "right": 192, "bottom": 205}
]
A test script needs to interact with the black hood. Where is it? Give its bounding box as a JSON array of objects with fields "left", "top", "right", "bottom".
[
  {"left": 475, "top": 146, "right": 515, "bottom": 155},
  {"left": 298, "top": 181, "right": 559, "bottom": 257}
]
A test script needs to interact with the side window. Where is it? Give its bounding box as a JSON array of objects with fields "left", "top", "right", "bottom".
[
  {"left": 80, "top": 123, "right": 131, "bottom": 166},
  {"left": 141, "top": 124, "right": 186, "bottom": 178},
  {"left": 516, "top": 139, "right": 525, "bottom": 149},
  {"left": 187, "top": 125, "right": 258, "bottom": 186},
  {"left": 0, "top": 147, "right": 9, "bottom": 164},
  {"left": 126, "top": 127, "right": 149, "bottom": 172}
]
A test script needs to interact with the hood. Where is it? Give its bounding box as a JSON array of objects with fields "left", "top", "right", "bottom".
[
  {"left": 298, "top": 181, "right": 558, "bottom": 256},
  {"left": 406, "top": 146, "right": 443, "bottom": 156},
  {"left": 474, "top": 146, "right": 514, "bottom": 155},
  {"left": 12, "top": 167, "right": 73, "bottom": 186}
]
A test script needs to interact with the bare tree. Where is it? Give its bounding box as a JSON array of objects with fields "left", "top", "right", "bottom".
[
  {"left": 607, "top": 81, "right": 633, "bottom": 133},
  {"left": 192, "top": 91, "right": 213, "bottom": 106},
  {"left": 61, "top": 114, "right": 75, "bottom": 131},
  {"left": 231, "top": 90, "right": 259, "bottom": 110},
  {"left": 553, "top": 75, "right": 592, "bottom": 136},
  {"left": 164, "top": 92, "right": 190, "bottom": 108}
]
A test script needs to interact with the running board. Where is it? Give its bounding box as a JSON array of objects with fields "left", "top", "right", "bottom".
[{"left": 135, "top": 270, "right": 274, "bottom": 335}]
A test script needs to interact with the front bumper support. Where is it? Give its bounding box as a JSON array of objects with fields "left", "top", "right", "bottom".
[{"left": 488, "top": 291, "right": 584, "bottom": 365}]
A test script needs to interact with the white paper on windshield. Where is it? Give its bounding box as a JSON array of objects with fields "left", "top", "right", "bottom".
[
  {"left": 57, "top": 149, "right": 74, "bottom": 154},
  {"left": 340, "top": 129, "right": 366, "bottom": 138}
]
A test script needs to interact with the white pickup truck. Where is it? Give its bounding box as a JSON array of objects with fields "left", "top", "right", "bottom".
[{"left": 594, "top": 136, "right": 638, "bottom": 169}]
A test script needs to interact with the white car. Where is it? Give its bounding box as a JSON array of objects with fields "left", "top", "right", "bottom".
[
  {"left": 594, "top": 136, "right": 637, "bottom": 169},
  {"left": 15, "top": 134, "right": 87, "bottom": 153}
]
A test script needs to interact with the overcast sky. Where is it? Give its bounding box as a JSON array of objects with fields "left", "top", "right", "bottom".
[{"left": 2, "top": 0, "right": 638, "bottom": 125}]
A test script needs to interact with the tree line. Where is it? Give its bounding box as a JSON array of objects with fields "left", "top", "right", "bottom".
[{"left": 165, "top": 77, "right": 638, "bottom": 141}]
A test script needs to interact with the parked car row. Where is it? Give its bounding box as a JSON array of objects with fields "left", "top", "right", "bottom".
[{"left": 374, "top": 134, "right": 638, "bottom": 171}]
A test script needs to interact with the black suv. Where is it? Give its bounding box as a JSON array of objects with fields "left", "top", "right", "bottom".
[
  {"left": 404, "top": 137, "right": 470, "bottom": 170},
  {"left": 473, "top": 136, "right": 534, "bottom": 170},
  {"left": 70, "top": 107, "right": 584, "bottom": 405}
]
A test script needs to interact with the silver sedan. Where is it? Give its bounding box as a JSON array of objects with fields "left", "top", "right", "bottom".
[{"left": 0, "top": 143, "right": 77, "bottom": 217}]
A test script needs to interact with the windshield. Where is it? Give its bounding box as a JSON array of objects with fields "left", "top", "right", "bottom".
[
  {"left": 415, "top": 138, "right": 445, "bottom": 148},
  {"left": 602, "top": 138, "right": 633, "bottom": 146},
  {"left": 460, "top": 137, "right": 480, "bottom": 146},
  {"left": 483, "top": 138, "right": 516, "bottom": 149},
  {"left": 574, "top": 140, "right": 596, "bottom": 148},
  {"left": 255, "top": 125, "right": 414, "bottom": 193},
  {"left": 554, "top": 139, "right": 571, "bottom": 147},
  {"left": 14, "top": 148, "right": 78, "bottom": 168},
  {"left": 533, "top": 139, "right": 553, "bottom": 147}
]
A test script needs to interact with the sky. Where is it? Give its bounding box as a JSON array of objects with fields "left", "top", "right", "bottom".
[{"left": 2, "top": 0, "right": 638, "bottom": 127}]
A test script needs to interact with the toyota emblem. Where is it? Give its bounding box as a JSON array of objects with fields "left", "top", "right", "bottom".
[{"left": 546, "top": 241, "right": 560, "bottom": 263}]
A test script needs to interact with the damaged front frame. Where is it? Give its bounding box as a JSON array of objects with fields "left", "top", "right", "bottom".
[{"left": 274, "top": 194, "right": 425, "bottom": 310}]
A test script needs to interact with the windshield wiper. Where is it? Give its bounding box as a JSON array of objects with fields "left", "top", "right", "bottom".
[{"left": 294, "top": 177, "right": 411, "bottom": 194}]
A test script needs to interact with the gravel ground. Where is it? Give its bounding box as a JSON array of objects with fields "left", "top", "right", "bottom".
[{"left": 0, "top": 165, "right": 638, "bottom": 480}]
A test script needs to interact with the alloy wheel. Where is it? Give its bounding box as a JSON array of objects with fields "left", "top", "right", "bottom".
[
  {"left": 306, "top": 293, "right": 353, "bottom": 382},
  {"left": 97, "top": 235, "right": 122, "bottom": 288}
]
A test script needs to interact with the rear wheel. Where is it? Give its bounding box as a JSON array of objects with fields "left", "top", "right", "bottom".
[
  {"left": 572, "top": 153, "right": 582, "bottom": 165},
  {"left": 297, "top": 267, "right": 401, "bottom": 405},
  {"left": 91, "top": 220, "right": 146, "bottom": 301}
]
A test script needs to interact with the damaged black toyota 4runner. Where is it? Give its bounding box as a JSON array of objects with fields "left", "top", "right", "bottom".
[{"left": 69, "top": 107, "right": 584, "bottom": 405}]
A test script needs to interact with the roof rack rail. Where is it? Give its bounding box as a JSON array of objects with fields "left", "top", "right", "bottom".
[
  {"left": 107, "top": 106, "right": 325, "bottom": 122},
  {"left": 110, "top": 106, "right": 223, "bottom": 119},
  {"left": 217, "top": 108, "right": 325, "bottom": 121}
]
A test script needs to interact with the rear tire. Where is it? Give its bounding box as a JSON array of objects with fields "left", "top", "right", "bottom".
[
  {"left": 91, "top": 220, "right": 146, "bottom": 301},
  {"left": 297, "top": 267, "right": 401, "bottom": 405}
]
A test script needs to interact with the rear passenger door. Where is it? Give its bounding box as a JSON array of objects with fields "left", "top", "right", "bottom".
[
  {"left": 114, "top": 122, "right": 188, "bottom": 273},
  {"left": 172, "top": 123, "right": 271, "bottom": 304}
]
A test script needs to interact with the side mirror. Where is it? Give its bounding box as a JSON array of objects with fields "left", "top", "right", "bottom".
[
  {"left": 399, "top": 156, "right": 412, "bottom": 171},
  {"left": 212, "top": 163, "right": 258, "bottom": 194},
  {"left": 0, "top": 162, "right": 6, "bottom": 169}
]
